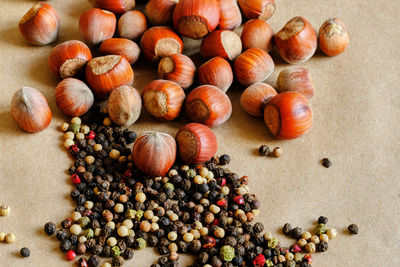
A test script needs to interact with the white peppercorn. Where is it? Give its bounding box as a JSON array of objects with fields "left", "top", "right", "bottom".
[
  {"left": 106, "top": 221, "right": 115, "bottom": 230},
  {"left": 128, "top": 230, "right": 135, "bottom": 237},
  {"left": 71, "top": 117, "right": 81, "bottom": 125},
  {"left": 60, "top": 122, "right": 69, "bottom": 132},
  {"left": 109, "top": 149, "right": 120, "bottom": 160},
  {"left": 183, "top": 233, "right": 194, "bottom": 243},
  {"left": 70, "top": 224, "right": 82, "bottom": 235},
  {"left": 297, "top": 238, "right": 307, "bottom": 247},
  {"left": 327, "top": 228, "right": 337, "bottom": 239},
  {"left": 194, "top": 175, "right": 204, "bottom": 185},
  {"left": 84, "top": 201, "right": 94, "bottom": 210},
  {"left": 107, "top": 237, "right": 117, "bottom": 247},
  {"left": 310, "top": 235, "right": 320, "bottom": 244},
  {"left": 200, "top": 227, "right": 209, "bottom": 236},
  {"left": 302, "top": 231, "right": 312, "bottom": 240},
  {"left": 168, "top": 231, "right": 177, "bottom": 241},
  {"left": 64, "top": 139, "right": 74, "bottom": 148},
  {"left": 214, "top": 228, "right": 225, "bottom": 238},
  {"left": 209, "top": 204, "right": 221, "bottom": 214},
  {"left": 135, "top": 192, "right": 146, "bottom": 203},
  {"left": 305, "top": 242, "right": 316, "bottom": 253},
  {"left": 79, "top": 236, "right": 87, "bottom": 244},
  {"left": 169, "top": 213, "right": 179, "bottom": 222},
  {"left": 151, "top": 216, "right": 159, "bottom": 223},
  {"left": 169, "top": 243, "right": 178, "bottom": 252},
  {"left": 150, "top": 223, "right": 159, "bottom": 232},
  {"left": 85, "top": 155, "right": 95, "bottom": 165},
  {"left": 123, "top": 219, "right": 133, "bottom": 229},
  {"left": 144, "top": 210, "right": 154, "bottom": 220},
  {"left": 81, "top": 125, "right": 90, "bottom": 134},
  {"left": 76, "top": 133, "right": 85, "bottom": 140},
  {"left": 0, "top": 232, "right": 6, "bottom": 242},
  {"left": 114, "top": 203, "right": 124, "bottom": 213},
  {"left": 64, "top": 131, "right": 75, "bottom": 140},
  {"left": 320, "top": 234, "right": 329, "bottom": 242},
  {"left": 278, "top": 255, "right": 286, "bottom": 263},
  {"left": 221, "top": 186, "right": 230, "bottom": 195},
  {"left": 93, "top": 144, "right": 103, "bottom": 151},
  {"left": 117, "top": 226, "right": 129, "bottom": 237},
  {"left": 5, "top": 233, "right": 16, "bottom": 243},
  {"left": 285, "top": 252, "right": 294, "bottom": 260},
  {"left": 191, "top": 229, "right": 201, "bottom": 239},
  {"left": 71, "top": 211, "right": 82, "bottom": 222},
  {"left": 102, "top": 263, "right": 112, "bottom": 267},
  {"left": 0, "top": 205, "right": 10, "bottom": 216},
  {"left": 168, "top": 169, "right": 178, "bottom": 177}
]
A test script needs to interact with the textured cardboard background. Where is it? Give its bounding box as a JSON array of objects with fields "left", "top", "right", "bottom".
[{"left": 0, "top": 0, "right": 399, "bottom": 266}]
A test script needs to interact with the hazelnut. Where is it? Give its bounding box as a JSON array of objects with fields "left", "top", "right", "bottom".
[
  {"left": 79, "top": 8, "right": 116, "bottom": 46},
  {"left": 277, "top": 67, "right": 315, "bottom": 99},
  {"left": 319, "top": 18, "right": 349, "bottom": 56},
  {"left": 10, "top": 87, "right": 52, "bottom": 133},
  {"left": 90, "top": 0, "right": 135, "bottom": 14},
  {"left": 158, "top": 54, "right": 196, "bottom": 89},
  {"left": 55, "top": 78, "right": 94, "bottom": 117},
  {"left": 238, "top": 0, "right": 275, "bottom": 21},
  {"left": 145, "top": 0, "right": 178, "bottom": 26},
  {"left": 19, "top": 3, "right": 60, "bottom": 45},
  {"left": 173, "top": 0, "right": 220, "bottom": 39},
  {"left": 99, "top": 38, "right": 141, "bottom": 65},
  {"left": 217, "top": 0, "right": 242, "bottom": 30},
  {"left": 241, "top": 19, "right": 274, "bottom": 52},
  {"left": 108, "top": 85, "right": 142, "bottom": 126},
  {"left": 200, "top": 30, "right": 242, "bottom": 61},
  {"left": 198, "top": 57, "right": 233, "bottom": 93},
  {"left": 240, "top": 83, "right": 277, "bottom": 117},
  {"left": 118, "top": 10, "right": 148, "bottom": 40}
]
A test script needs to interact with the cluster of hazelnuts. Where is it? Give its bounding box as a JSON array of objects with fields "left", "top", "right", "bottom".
[{"left": 12, "top": 0, "right": 349, "bottom": 142}]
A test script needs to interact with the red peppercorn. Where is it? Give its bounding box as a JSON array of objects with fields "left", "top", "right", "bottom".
[
  {"left": 217, "top": 199, "right": 227, "bottom": 206},
  {"left": 71, "top": 174, "right": 81, "bottom": 184},
  {"left": 123, "top": 169, "right": 133, "bottom": 179},
  {"left": 65, "top": 250, "right": 76, "bottom": 261},
  {"left": 212, "top": 219, "right": 220, "bottom": 226},
  {"left": 218, "top": 177, "right": 226, "bottom": 187},
  {"left": 70, "top": 145, "right": 79, "bottom": 153},
  {"left": 253, "top": 254, "right": 265, "bottom": 267},
  {"left": 83, "top": 209, "right": 93, "bottom": 217},
  {"left": 61, "top": 218, "right": 72, "bottom": 229},
  {"left": 233, "top": 195, "right": 244, "bottom": 205},
  {"left": 78, "top": 257, "right": 88, "bottom": 267},
  {"left": 87, "top": 130, "right": 96, "bottom": 139},
  {"left": 203, "top": 236, "right": 216, "bottom": 249},
  {"left": 290, "top": 244, "right": 302, "bottom": 253},
  {"left": 240, "top": 176, "right": 249, "bottom": 185},
  {"left": 304, "top": 254, "right": 313, "bottom": 263}
]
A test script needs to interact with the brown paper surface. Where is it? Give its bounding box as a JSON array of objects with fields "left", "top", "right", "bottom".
[{"left": 0, "top": 0, "right": 399, "bottom": 266}]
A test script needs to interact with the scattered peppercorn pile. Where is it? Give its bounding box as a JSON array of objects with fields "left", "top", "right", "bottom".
[{"left": 43, "top": 106, "right": 346, "bottom": 267}]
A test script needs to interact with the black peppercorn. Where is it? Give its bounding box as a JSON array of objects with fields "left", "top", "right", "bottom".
[
  {"left": 283, "top": 223, "right": 292, "bottom": 235},
  {"left": 318, "top": 216, "right": 328, "bottom": 224},
  {"left": 253, "top": 222, "right": 264, "bottom": 234},
  {"left": 112, "top": 255, "right": 125, "bottom": 266},
  {"left": 102, "top": 246, "right": 112, "bottom": 257},
  {"left": 124, "top": 131, "right": 137, "bottom": 144},
  {"left": 77, "top": 243, "right": 87, "bottom": 255},
  {"left": 60, "top": 239, "right": 72, "bottom": 253},
  {"left": 92, "top": 244, "right": 103, "bottom": 255},
  {"left": 88, "top": 255, "right": 100, "bottom": 267},
  {"left": 123, "top": 248, "right": 135, "bottom": 260},
  {"left": 317, "top": 240, "right": 328, "bottom": 252},
  {"left": 348, "top": 224, "right": 359, "bottom": 234},
  {"left": 44, "top": 222, "right": 57, "bottom": 235},
  {"left": 56, "top": 230, "right": 68, "bottom": 241},
  {"left": 300, "top": 263, "right": 312, "bottom": 267},
  {"left": 218, "top": 154, "right": 231, "bottom": 165},
  {"left": 258, "top": 145, "right": 270, "bottom": 156},
  {"left": 291, "top": 227, "right": 303, "bottom": 239},
  {"left": 322, "top": 158, "right": 332, "bottom": 168},
  {"left": 20, "top": 247, "right": 30, "bottom": 258}
]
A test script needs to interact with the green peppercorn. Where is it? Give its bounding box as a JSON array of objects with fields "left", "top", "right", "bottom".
[
  {"left": 135, "top": 238, "right": 146, "bottom": 250},
  {"left": 268, "top": 237, "right": 279, "bottom": 248},
  {"left": 220, "top": 245, "right": 235, "bottom": 262},
  {"left": 125, "top": 209, "right": 136, "bottom": 219},
  {"left": 79, "top": 216, "right": 90, "bottom": 228},
  {"left": 83, "top": 229, "right": 94, "bottom": 239},
  {"left": 186, "top": 169, "right": 196, "bottom": 178},
  {"left": 111, "top": 246, "right": 121, "bottom": 257},
  {"left": 164, "top": 183, "right": 175, "bottom": 191},
  {"left": 69, "top": 124, "right": 81, "bottom": 134},
  {"left": 135, "top": 210, "right": 144, "bottom": 221},
  {"left": 266, "top": 260, "right": 274, "bottom": 267},
  {"left": 316, "top": 223, "right": 328, "bottom": 235}
]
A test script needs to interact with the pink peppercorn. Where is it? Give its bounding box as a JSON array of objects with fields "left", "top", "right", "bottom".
[
  {"left": 71, "top": 174, "right": 81, "bottom": 184},
  {"left": 65, "top": 250, "right": 76, "bottom": 261},
  {"left": 87, "top": 131, "right": 96, "bottom": 139},
  {"left": 212, "top": 219, "right": 220, "bottom": 226},
  {"left": 253, "top": 254, "right": 265, "bottom": 267},
  {"left": 290, "top": 244, "right": 302, "bottom": 253},
  {"left": 203, "top": 236, "right": 216, "bottom": 249},
  {"left": 70, "top": 145, "right": 79, "bottom": 153},
  {"left": 233, "top": 196, "right": 244, "bottom": 205},
  {"left": 217, "top": 199, "right": 227, "bottom": 206},
  {"left": 219, "top": 178, "right": 226, "bottom": 187},
  {"left": 304, "top": 254, "right": 313, "bottom": 263},
  {"left": 123, "top": 169, "right": 133, "bottom": 179}
]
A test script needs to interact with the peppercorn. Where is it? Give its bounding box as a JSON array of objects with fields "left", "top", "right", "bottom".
[
  {"left": 270, "top": 147, "right": 283, "bottom": 158},
  {"left": 258, "top": 145, "right": 270, "bottom": 156},
  {"left": 220, "top": 245, "right": 235, "bottom": 262},
  {"left": 78, "top": 257, "right": 89, "bottom": 267},
  {"left": 253, "top": 222, "right": 264, "bottom": 234},
  {"left": 318, "top": 216, "right": 328, "bottom": 224},
  {"left": 219, "top": 154, "right": 231, "bottom": 165},
  {"left": 326, "top": 228, "right": 337, "bottom": 239},
  {"left": 268, "top": 238, "right": 279, "bottom": 249},
  {"left": 77, "top": 243, "right": 87, "bottom": 255},
  {"left": 20, "top": 247, "right": 30, "bottom": 258},
  {"left": 123, "top": 248, "right": 135, "bottom": 260},
  {"left": 88, "top": 255, "right": 100, "bottom": 267},
  {"left": 44, "top": 222, "right": 57, "bottom": 235},
  {"left": 56, "top": 230, "right": 67, "bottom": 241},
  {"left": 302, "top": 231, "right": 311, "bottom": 240},
  {"left": 348, "top": 224, "right": 359, "bottom": 234},
  {"left": 321, "top": 157, "right": 332, "bottom": 168},
  {"left": 316, "top": 240, "right": 328, "bottom": 252},
  {"left": 291, "top": 227, "right": 302, "bottom": 239},
  {"left": 135, "top": 238, "right": 146, "bottom": 250},
  {"left": 304, "top": 242, "right": 316, "bottom": 253},
  {"left": 111, "top": 246, "right": 121, "bottom": 257},
  {"left": 283, "top": 223, "right": 292, "bottom": 235},
  {"left": 0, "top": 205, "right": 10, "bottom": 216},
  {"left": 315, "top": 223, "right": 327, "bottom": 235},
  {"left": 112, "top": 256, "right": 124, "bottom": 266}
]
